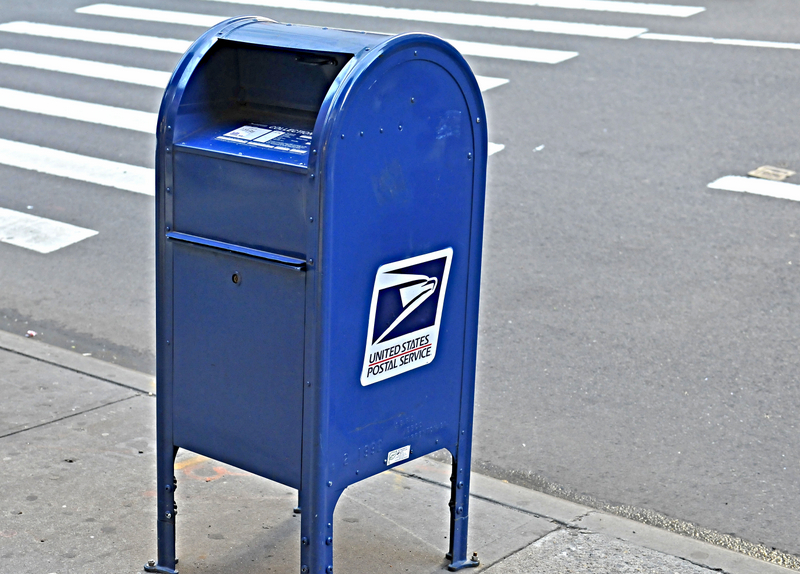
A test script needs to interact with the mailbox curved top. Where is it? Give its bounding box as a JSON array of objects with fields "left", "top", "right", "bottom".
[{"left": 156, "top": 17, "right": 487, "bottom": 177}]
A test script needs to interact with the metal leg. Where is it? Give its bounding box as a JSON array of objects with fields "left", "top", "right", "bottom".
[
  {"left": 145, "top": 445, "right": 179, "bottom": 573},
  {"left": 300, "top": 486, "right": 343, "bottom": 574},
  {"left": 446, "top": 444, "right": 479, "bottom": 571}
]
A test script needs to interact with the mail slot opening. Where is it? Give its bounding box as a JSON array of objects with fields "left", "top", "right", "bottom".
[{"left": 173, "top": 40, "right": 353, "bottom": 143}]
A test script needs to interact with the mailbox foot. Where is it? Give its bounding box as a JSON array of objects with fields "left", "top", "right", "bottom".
[
  {"left": 144, "top": 562, "right": 178, "bottom": 574},
  {"left": 447, "top": 554, "right": 480, "bottom": 571},
  {"left": 144, "top": 557, "right": 178, "bottom": 573}
]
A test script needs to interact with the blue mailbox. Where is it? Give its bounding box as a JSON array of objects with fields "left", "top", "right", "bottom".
[{"left": 150, "top": 16, "right": 487, "bottom": 574}]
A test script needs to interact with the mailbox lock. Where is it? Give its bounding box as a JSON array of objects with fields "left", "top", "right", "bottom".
[{"left": 232, "top": 272, "right": 241, "bottom": 285}]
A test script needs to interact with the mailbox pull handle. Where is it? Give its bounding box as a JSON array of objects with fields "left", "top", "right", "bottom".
[{"left": 167, "top": 231, "right": 306, "bottom": 269}]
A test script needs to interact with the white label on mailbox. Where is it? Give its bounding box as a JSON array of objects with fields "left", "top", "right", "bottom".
[
  {"left": 386, "top": 445, "right": 411, "bottom": 466},
  {"left": 222, "top": 125, "right": 271, "bottom": 141},
  {"left": 360, "top": 248, "right": 452, "bottom": 386},
  {"left": 217, "top": 124, "right": 313, "bottom": 155}
]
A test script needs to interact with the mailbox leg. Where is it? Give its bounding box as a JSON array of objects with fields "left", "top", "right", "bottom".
[
  {"left": 300, "top": 486, "right": 343, "bottom": 574},
  {"left": 446, "top": 445, "right": 479, "bottom": 571},
  {"left": 145, "top": 445, "right": 179, "bottom": 573}
]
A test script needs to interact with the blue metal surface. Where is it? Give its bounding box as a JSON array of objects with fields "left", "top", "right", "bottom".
[
  {"left": 172, "top": 151, "right": 308, "bottom": 259},
  {"left": 154, "top": 16, "right": 486, "bottom": 574}
]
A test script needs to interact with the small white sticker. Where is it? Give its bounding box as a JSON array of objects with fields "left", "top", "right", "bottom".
[
  {"left": 222, "top": 125, "right": 271, "bottom": 141},
  {"left": 361, "top": 248, "right": 453, "bottom": 386},
  {"left": 386, "top": 445, "right": 411, "bottom": 466},
  {"left": 252, "top": 130, "right": 283, "bottom": 143}
]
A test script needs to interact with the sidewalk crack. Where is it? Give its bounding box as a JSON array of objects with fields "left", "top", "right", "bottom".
[{"left": 0, "top": 394, "right": 140, "bottom": 439}]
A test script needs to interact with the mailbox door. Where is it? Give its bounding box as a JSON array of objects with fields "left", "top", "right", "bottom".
[{"left": 171, "top": 242, "right": 305, "bottom": 488}]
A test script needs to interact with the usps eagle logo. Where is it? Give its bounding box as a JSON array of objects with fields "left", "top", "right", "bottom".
[{"left": 361, "top": 248, "right": 453, "bottom": 386}]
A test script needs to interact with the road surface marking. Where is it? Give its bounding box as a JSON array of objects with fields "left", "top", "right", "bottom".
[
  {"left": 0, "top": 87, "right": 156, "bottom": 133},
  {"left": 476, "top": 75, "right": 509, "bottom": 92},
  {"left": 0, "top": 207, "right": 98, "bottom": 254},
  {"left": 488, "top": 143, "right": 505, "bottom": 156},
  {"left": 0, "top": 139, "right": 153, "bottom": 195},
  {"left": 0, "top": 49, "right": 170, "bottom": 87},
  {"left": 198, "top": 0, "right": 648, "bottom": 39},
  {"left": 76, "top": 4, "right": 578, "bottom": 64},
  {"left": 708, "top": 176, "right": 800, "bottom": 202},
  {"left": 0, "top": 21, "right": 190, "bottom": 53},
  {"left": 77, "top": 4, "right": 225, "bottom": 27},
  {"left": 467, "top": 0, "right": 704, "bottom": 17},
  {"left": 448, "top": 39, "right": 577, "bottom": 63},
  {"left": 640, "top": 33, "right": 800, "bottom": 50}
]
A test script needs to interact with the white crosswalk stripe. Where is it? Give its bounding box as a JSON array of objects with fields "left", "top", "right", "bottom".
[
  {"left": 475, "top": 76, "right": 509, "bottom": 92},
  {"left": 640, "top": 33, "right": 800, "bottom": 51},
  {"left": 449, "top": 39, "right": 576, "bottom": 64},
  {"left": 708, "top": 176, "right": 800, "bottom": 203},
  {"left": 0, "top": 21, "right": 190, "bottom": 53},
  {"left": 466, "top": 0, "right": 704, "bottom": 17},
  {"left": 488, "top": 143, "right": 505, "bottom": 156},
  {"left": 0, "top": 87, "right": 156, "bottom": 132},
  {"left": 76, "top": 4, "right": 224, "bottom": 27},
  {"left": 0, "top": 139, "right": 153, "bottom": 196},
  {"left": 0, "top": 206, "right": 98, "bottom": 254},
  {"left": 74, "top": 4, "right": 578, "bottom": 64},
  {"left": 0, "top": 49, "right": 170, "bottom": 87}
]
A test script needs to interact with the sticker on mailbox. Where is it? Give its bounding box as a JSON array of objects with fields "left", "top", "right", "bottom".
[
  {"left": 217, "top": 124, "right": 313, "bottom": 155},
  {"left": 361, "top": 248, "right": 453, "bottom": 386}
]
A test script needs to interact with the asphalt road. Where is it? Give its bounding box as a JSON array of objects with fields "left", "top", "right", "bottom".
[{"left": 0, "top": 0, "right": 798, "bottom": 564}]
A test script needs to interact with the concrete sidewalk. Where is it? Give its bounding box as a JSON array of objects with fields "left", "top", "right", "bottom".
[{"left": 0, "top": 331, "right": 791, "bottom": 574}]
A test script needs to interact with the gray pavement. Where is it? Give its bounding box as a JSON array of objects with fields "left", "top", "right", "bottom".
[{"left": 0, "top": 331, "right": 792, "bottom": 574}]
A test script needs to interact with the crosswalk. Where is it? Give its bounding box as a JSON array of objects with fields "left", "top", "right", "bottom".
[{"left": 0, "top": 0, "right": 791, "bottom": 255}]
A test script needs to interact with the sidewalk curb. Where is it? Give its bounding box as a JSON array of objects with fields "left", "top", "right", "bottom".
[
  {"left": 395, "top": 459, "right": 795, "bottom": 574},
  {"left": 0, "top": 329, "right": 155, "bottom": 394}
]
